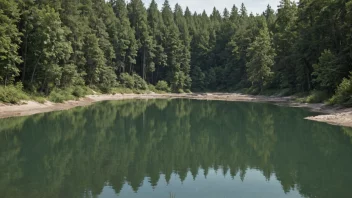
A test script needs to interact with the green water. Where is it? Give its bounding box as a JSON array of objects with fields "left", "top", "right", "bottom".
[{"left": 1, "top": 99, "right": 352, "bottom": 198}]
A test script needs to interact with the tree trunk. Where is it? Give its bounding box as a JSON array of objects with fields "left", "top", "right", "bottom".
[
  {"left": 143, "top": 46, "right": 146, "bottom": 80},
  {"left": 22, "top": 34, "right": 28, "bottom": 83},
  {"left": 31, "top": 53, "right": 43, "bottom": 84},
  {"left": 4, "top": 65, "right": 8, "bottom": 87}
]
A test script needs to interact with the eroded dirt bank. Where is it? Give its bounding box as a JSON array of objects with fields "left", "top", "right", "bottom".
[{"left": 0, "top": 93, "right": 351, "bottom": 128}]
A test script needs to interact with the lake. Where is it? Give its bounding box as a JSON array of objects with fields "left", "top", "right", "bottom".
[{"left": 1, "top": 99, "right": 352, "bottom": 198}]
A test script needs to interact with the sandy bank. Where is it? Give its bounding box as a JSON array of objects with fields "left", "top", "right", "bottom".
[{"left": 0, "top": 93, "right": 351, "bottom": 128}]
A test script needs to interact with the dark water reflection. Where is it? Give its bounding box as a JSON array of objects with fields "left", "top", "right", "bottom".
[{"left": 0, "top": 99, "right": 352, "bottom": 198}]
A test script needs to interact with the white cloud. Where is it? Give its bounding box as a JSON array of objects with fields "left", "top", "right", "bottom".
[{"left": 141, "top": 0, "right": 280, "bottom": 15}]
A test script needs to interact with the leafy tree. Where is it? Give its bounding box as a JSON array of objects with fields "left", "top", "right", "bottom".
[
  {"left": 24, "top": 5, "right": 72, "bottom": 93},
  {"left": 0, "top": 0, "right": 22, "bottom": 86}
]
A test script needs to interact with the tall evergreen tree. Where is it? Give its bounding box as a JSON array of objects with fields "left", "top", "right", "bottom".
[
  {"left": 111, "top": 0, "right": 138, "bottom": 74},
  {"left": 161, "top": 0, "right": 184, "bottom": 91},
  {"left": 273, "top": 0, "right": 298, "bottom": 90},
  {"left": 147, "top": 0, "right": 167, "bottom": 83},
  {"left": 174, "top": 4, "right": 192, "bottom": 90},
  {"left": 246, "top": 19, "right": 275, "bottom": 91},
  {"left": 128, "top": 0, "right": 154, "bottom": 80}
]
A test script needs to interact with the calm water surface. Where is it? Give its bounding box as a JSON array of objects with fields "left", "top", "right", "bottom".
[{"left": 1, "top": 99, "right": 352, "bottom": 198}]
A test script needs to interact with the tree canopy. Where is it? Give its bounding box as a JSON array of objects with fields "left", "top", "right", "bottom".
[{"left": 0, "top": 0, "right": 352, "bottom": 99}]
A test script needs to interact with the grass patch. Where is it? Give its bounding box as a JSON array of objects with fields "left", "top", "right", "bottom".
[
  {"left": 31, "top": 96, "right": 46, "bottom": 104},
  {"left": 110, "top": 87, "right": 134, "bottom": 94},
  {"left": 48, "top": 86, "right": 93, "bottom": 103},
  {"left": 48, "top": 89, "right": 75, "bottom": 103},
  {"left": 0, "top": 83, "right": 29, "bottom": 104}
]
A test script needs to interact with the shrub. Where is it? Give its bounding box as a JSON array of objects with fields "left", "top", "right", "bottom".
[
  {"left": 111, "top": 87, "right": 134, "bottom": 94},
  {"left": 148, "top": 84, "right": 157, "bottom": 93},
  {"left": 155, "top": 80, "right": 171, "bottom": 92},
  {"left": 296, "top": 90, "right": 329, "bottom": 103},
  {"left": 32, "top": 96, "right": 46, "bottom": 104},
  {"left": 184, "top": 89, "right": 191, "bottom": 93},
  {"left": 132, "top": 73, "right": 148, "bottom": 90},
  {"left": 329, "top": 76, "right": 352, "bottom": 106},
  {"left": 0, "top": 83, "right": 29, "bottom": 104},
  {"left": 48, "top": 88, "right": 74, "bottom": 103},
  {"left": 306, "top": 90, "right": 329, "bottom": 103},
  {"left": 177, "top": 89, "right": 184, "bottom": 93},
  {"left": 72, "top": 86, "right": 93, "bottom": 97},
  {"left": 119, "top": 73, "right": 135, "bottom": 89}
]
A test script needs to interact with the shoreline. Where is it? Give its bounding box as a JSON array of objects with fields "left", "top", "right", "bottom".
[{"left": 0, "top": 93, "right": 351, "bottom": 128}]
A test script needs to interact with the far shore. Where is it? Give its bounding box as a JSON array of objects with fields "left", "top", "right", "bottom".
[{"left": 0, "top": 93, "right": 351, "bottom": 128}]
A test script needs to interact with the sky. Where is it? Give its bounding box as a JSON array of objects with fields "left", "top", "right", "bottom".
[{"left": 141, "top": 0, "right": 281, "bottom": 15}]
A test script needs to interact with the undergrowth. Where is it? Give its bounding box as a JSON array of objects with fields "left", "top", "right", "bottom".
[
  {"left": 0, "top": 83, "right": 29, "bottom": 104},
  {"left": 295, "top": 90, "right": 330, "bottom": 103}
]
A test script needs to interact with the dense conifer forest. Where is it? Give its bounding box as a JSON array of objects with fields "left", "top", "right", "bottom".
[{"left": 1, "top": 0, "right": 352, "bottom": 104}]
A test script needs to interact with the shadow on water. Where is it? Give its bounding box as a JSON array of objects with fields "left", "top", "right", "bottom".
[{"left": 0, "top": 99, "right": 352, "bottom": 198}]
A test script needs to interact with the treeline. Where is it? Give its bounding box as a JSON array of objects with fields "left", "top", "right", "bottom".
[{"left": 1, "top": 0, "right": 352, "bottom": 103}]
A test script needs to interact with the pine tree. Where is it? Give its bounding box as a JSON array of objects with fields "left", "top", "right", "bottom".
[
  {"left": 128, "top": 0, "right": 153, "bottom": 81},
  {"left": 81, "top": 0, "right": 117, "bottom": 90},
  {"left": 59, "top": 0, "right": 89, "bottom": 87},
  {"left": 111, "top": 0, "right": 138, "bottom": 74},
  {"left": 161, "top": 0, "right": 184, "bottom": 91},
  {"left": 147, "top": 0, "right": 167, "bottom": 83},
  {"left": 240, "top": 3, "right": 248, "bottom": 18},
  {"left": 273, "top": 0, "right": 298, "bottom": 90},
  {"left": 174, "top": 4, "right": 192, "bottom": 90},
  {"left": 263, "top": 5, "right": 276, "bottom": 31},
  {"left": 312, "top": 50, "right": 340, "bottom": 93},
  {"left": 246, "top": 19, "right": 275, "bottom": 91}
]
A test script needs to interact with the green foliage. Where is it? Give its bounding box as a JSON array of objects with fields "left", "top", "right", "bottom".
[
  {"left": 329, "top": 75, "right": 352, "bottom": 106},
  {"left": 296, "top": 90, "right": 329, "bottom": 104},
  {"left": 118, "top": 73, "right": 148, "bottom": 90},
  {"left": 132, "top": 73, "right": 148, "bottom": 90},
  {"left": 111, "top": 86, "right": 134, "bottom": 94},
  {"left": 72, "top": 86, "right": 93, "bottom": 98},
  {"left": 0, "top": 83, "right": 29, "bottom": 104},
  {"left": 31, "top": 96, "right": 46, "bottom": 104},
  {"left": 246, "top": 20, "right": 275, "bottom": 91},
  {"left": 23, "top": 5, "right": 73, "bottom": 92},
  {"left": 155, "top": 80, "right": 171, "bottom": 92},
  {"left": 48, "top": 86, "right": 93, "bottom": 103},
  {"left": 0, "top": 0, "right": 22, "bottom": 86},
  {"left": 312, "top": 50, "right": 340, "bottom": 92},
  {"left": 148, "top": 84, "right": 157, "bottom": 92},
  {"left": 119, "top": 73, "right": 135, "bottom": 89},
  {"left": 48, "top": 88, "right": 75, "bottom": 103}
]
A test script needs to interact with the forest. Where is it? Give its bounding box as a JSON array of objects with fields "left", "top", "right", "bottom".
[{"left": 1, "top": 0, "right": 352, "bottom": 104}]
